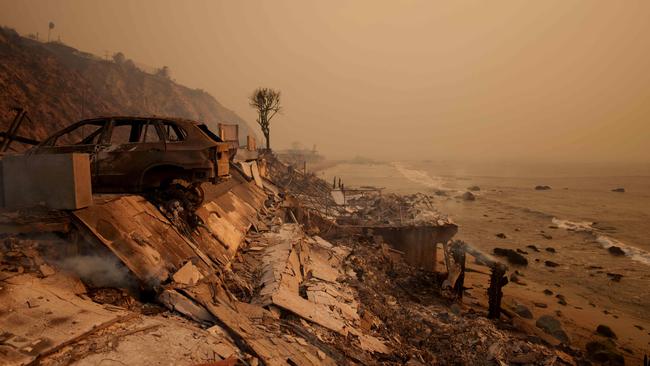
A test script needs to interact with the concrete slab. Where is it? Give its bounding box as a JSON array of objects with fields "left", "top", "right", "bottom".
[
  {"left": 73, "top": 195, "right": 205, "bottom": 286},
  {"left": 0, "top": 273, "right": 129, "bottom": 366},
  {"left": 250, "top": 161, "right": 263, "bottom": 188},
  {"left": 2, "top": 153, "right": 92, "bottom": 210}
]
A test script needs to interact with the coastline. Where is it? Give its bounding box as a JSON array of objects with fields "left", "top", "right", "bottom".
[{"left": 321, "top": 161, "right": 650, "bottom": 363}]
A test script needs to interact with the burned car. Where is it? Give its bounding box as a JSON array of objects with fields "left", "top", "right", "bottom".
[{"left": 30, "top": 117, "right": 231, "bottom": 194}]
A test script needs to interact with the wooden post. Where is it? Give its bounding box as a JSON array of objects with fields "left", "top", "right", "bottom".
[
  {"left": 487, "top": 263, "right": 508, "bottom": 319},
  {"left": 451, "top": 242, "right": 466, "bottom": 299}
]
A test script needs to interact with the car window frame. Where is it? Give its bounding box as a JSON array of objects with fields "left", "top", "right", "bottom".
[
  {"left": 42, "top": 119, "right": 109, "bottom": 147},
  {"left": 160, "top": 120, "right": 187, "bottom": 143},
  {"left": 107, "top": 119, "right": 140, "bottom": 145},
  {"left": 104, "top": 118, "right": 168, "bottom": 147},
  {"left": 141, "top": 120, "right": 163, "bottom": 143}
]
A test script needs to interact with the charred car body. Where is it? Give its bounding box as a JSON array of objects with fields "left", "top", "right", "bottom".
[{"left": 29, "top": 116, "right": 231, "bottom": 193}]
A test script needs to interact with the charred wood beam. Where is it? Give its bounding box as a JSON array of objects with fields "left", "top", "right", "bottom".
[
  {"left": 487, "top": 263, "right": 508, "bottom": 319},
  {"left": 450, "top": 241, "right": 466, "bottom": 299}
]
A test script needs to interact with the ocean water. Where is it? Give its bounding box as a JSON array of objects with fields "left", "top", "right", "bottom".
[{"left": 322, "top": 160, "right": 650, "bottom": 257}]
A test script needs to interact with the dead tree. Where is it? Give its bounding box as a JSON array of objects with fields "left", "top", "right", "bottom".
[{"left": 249, "top": 87, "right": 281, "bottom": 150}]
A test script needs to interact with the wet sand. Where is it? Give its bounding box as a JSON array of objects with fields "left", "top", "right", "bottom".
[{"left": 320, "top": 161, "right": 650, "bottom": 362}]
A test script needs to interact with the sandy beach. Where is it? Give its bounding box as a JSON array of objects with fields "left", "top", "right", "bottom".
[{"left": 321, "top": 160, "right": 650, "bottom": 362}]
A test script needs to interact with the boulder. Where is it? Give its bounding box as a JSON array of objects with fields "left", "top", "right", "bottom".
[
  {"left": 611, "top": 188, "right": 625, "bottom": 193},
  {"left": 513, "top": 304, "right": 533, "bottom": 319},
  {"left": 608, "top": 246, "right": 625, "bottom": 256},
  {"left": 493, "top": 248, "right": 528, "bottom": 266},
  {"left": 536, "top": 315, "right": 570, "bottom": 343},
  {"left": 535, "top": 185, "right": 551, "bottom": 190},
  {"left": 495, "top": 233, "right": 507, "bottom": 239},
  {"left": 596, "top": 324, "right": 617, "bottom": 339},
  {"left": 461, "top": 191, "right": 476, "bottom": 201},
  {"left": 544, "top": 260, "right": 559, "bottom": 268},
  {"left": 526, "top": 245, "right": 540, "bottom": 252},
  {"left": 510, "top": 273, "right": 526, "bottom": 285},
  {"left": 607, "top": 273, "right": 623, "bottom": 282},
  {"left": 585, "top": 340, "right": 624, "bottom": 366},
  {"left": 467, "top": 185, "right": 481, "bottom": 192}
]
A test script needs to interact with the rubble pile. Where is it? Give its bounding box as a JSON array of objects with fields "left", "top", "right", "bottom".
[
  {"left": 340, "top": 192, "right": 451, "bottom": 226},
  {"left": 265, "top": 155, "right": 334, "bottom": 205},
  {"left": 265, "top": 153, "right": 454, "bottom": 229},
  {"left": 0, "top": 155, "right": 585, "bottom": 365},
  {"left": 344, "top": 238, "right": 575, "bottom": 365}
]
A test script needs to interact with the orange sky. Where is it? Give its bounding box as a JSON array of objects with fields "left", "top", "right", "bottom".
[{"left": 1, "top": 0, "right": 649, "bottom": 163}]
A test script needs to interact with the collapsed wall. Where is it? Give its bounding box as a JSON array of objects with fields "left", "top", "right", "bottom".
[{"left": 71, "top": 165, "right": 266, "bottom": 288}]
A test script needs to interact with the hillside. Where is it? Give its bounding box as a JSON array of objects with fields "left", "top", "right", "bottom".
[{"left": 0, "top": 26, "right": 255, "bottom": 150}]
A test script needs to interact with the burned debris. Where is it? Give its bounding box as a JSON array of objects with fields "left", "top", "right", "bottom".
[
  {"left": 0, "top": 137, "right": 584, "bottom": 365},
  {"left": 30, "top": 116, "right": 232, "bottom": 193}
]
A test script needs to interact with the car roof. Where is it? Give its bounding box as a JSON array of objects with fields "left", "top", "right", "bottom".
[{"left": 80, "top": 116, "right": 204, "bottom": 126}]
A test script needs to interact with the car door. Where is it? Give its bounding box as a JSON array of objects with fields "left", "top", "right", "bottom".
[{"left": 94, "top": 119, "right": 166, "bottom": 192}]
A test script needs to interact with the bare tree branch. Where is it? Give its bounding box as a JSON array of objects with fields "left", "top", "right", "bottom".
[{"left": 248, "top": 87, "right": 282, "bottom": 150}]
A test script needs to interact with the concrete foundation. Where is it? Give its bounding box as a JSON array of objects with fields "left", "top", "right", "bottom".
[
  {"left": 367, "top": 225, "right": 458, "bottom": 271},
  {"left": 2, "top": 153, "right": 92, "bottom": 210}
]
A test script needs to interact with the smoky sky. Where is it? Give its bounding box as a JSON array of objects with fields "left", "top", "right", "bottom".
[{"left": 1, "top": 0, "right": 649, "bottom": 163}]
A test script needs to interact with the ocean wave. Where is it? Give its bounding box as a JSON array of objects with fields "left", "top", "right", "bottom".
[
  {"left": 552, "top": 218, "right": 650, "bottom": 266},
  {"left": 551, "top": 218, "right": 594, "bottom": 232},
  {"left": 392, "top": 162, "right": 449, "bottom": 190},
  {"left": 595, "top": 236, "right": 650, "bottom": 266}
]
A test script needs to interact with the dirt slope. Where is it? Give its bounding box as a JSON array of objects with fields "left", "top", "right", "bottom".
[{"left": 0, "top": 26, "right": 254, "bottom": 150}]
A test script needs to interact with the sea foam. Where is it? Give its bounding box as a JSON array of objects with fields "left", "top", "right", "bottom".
[
  {"left": 392, "top": 162, "right": 450, "bottom": 191},
  {"left": 552, "top": 218, "right": 650, "bottom": 266}
]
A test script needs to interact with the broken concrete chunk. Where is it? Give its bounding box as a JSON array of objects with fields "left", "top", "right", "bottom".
[
  {"left": 307, "top": 263, "right": 339, "bottom": 282},
  {"left": 158, "top": 289, "right": 215, "bottom": 323},
  {"left": 312, "top": 235, "right": 334, "bottom": 249},
  {"left": 39, "top": 263, "right": 56, "bottom": 277},
  {"left": 172, "top": 261, "right": 203, "bottom": 286},
  {"left": 271, "top": 288, "right": 349, "bottom": 335}
]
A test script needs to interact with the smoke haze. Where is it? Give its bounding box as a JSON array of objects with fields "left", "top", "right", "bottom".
[{"left": 1, "top": 0, "right": 649, "bottom": 165}]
